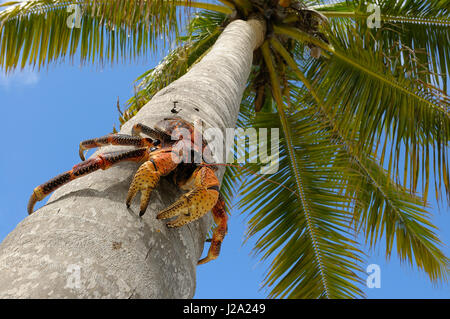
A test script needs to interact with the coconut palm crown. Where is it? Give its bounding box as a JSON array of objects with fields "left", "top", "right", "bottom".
[{"left": 1, "top": 0, "right": 449, "bottom": 298}]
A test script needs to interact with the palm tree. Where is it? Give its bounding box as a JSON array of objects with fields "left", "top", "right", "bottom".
[{"left": 0, "top": 0, "right": 448, "bottom": 298}]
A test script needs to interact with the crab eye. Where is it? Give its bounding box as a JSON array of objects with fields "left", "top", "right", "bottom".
[
  {"left": 150, "top": 147, "right": 158, "bottom": 152},
  {"left": 153, "top": 140, "right": 161, "bottom": 146}
]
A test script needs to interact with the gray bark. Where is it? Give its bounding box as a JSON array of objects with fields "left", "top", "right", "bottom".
[{"left": 0, "top": 18, "right": 265, "bottom": 298}]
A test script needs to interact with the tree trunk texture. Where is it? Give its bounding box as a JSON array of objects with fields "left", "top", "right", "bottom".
[{"left": 0, "top": 18, "right": 265, "bottom": 298}]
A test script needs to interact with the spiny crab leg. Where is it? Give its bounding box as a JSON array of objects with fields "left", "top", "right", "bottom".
[
  {"left": 28, "top": 148, "right": 149, "bottom": 215},
  {"left": 132, "top": 120, "right": 208, "bottom": 154},
  {"left": 79, "top": 133, "right": 158, "bottom": 161},
  {"left": 198, "top": 193, "right": 228, "bottom": 265},
  {"left": 131, "top": 123, "right": 172, "bottom": 142}
]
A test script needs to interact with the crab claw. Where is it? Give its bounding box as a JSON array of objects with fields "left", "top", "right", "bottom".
[
  {"left": 156, "top": 166, "right": 228, "bottom": 265},
  {"left": 126, "top": 148, "right": 181, "bottom": 216},
  {"left": 126, "top": 161, "right": 161, "bottom": 217},
  {"left": 156, "top": 167, "right": 219, "bottom": 227}
]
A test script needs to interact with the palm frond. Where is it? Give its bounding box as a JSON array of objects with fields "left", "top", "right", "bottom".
[
  {"left": 275, "top": 23, "right": 450, "bottom": 205},
  {"left": 349, "top": 151, "right": 449, "bottom": 282},
  {"left": 290, "top": 81, "right": 449, "bottom": 283},
  {"left": 319, "top": 0, "right": 450, "bottom": 23},
  {"left": 246, "top": 41, "right": 366, "bottom": 298},
  {"left": 318, "top": 0, "right": 450, "bottom": 88},
  {"left": 238, "top": 105, "right": 366, "bottom": 299},
  {"left": 0, "top": 0, "right": 230, "bottom": 71},
  {"left": 271, "top": 36, "right": 449, "bottom": 283}
]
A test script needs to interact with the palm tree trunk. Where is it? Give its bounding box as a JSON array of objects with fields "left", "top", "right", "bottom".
[{"left": 0, "top": 18, "right": 265, "bottom": 298}]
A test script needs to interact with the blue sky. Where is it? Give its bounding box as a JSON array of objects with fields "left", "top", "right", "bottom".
[{"left": 0, "top": 1, "right": 449, "bottom": 299}]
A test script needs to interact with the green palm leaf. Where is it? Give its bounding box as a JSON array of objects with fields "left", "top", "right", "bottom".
[
  {"left": 238, "top": 104, "right": 365, "bottom": 298},
  {"left": 287, "top": 82, "right": 449, "bottom": 282},
  {"left": 252, "top": 42, "right": 365, "bottom": 298},
  {"left": 271, "top": 29, "right": 449, "bottom": 284},
  {"left": 318, "top": 0, "right": 450, "bottom": 88},
  {"left": 275, "top": 23, "right": 450, "bottom": 203},
  {"left": 0, "top": 0, "right": 230, "bottom": 71}
]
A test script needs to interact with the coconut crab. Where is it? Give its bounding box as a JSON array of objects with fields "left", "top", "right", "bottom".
[{"left": 27, "top": 117, "right": 227, "bottom": 265}]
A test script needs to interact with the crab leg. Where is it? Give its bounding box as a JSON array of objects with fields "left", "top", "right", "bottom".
[
  {"left": 156, "top": 166, "right": 220, "bottom": 228},
  {"left": 126, "top": 149, "right": 181, "bottom": 217},
  {"left": 198, "top": 193, "right": 228, "bottom": 265},
  {"left": 79, "top": 134, "right": 157, "bottom": 161},
  {"left": 131, "top": 123, "right": 172, "bottom": 142},
  {"left": 28, "top": 148, "right": 149, "bottom": 214}
]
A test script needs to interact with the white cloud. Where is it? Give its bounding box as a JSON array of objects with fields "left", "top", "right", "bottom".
[
  {"left": 0, "top": 68, "right": 40, "bottom": 88},
  {"left": 0, "top": 0, "right": 26, "bottom": 11},
  {"left": 0, "top": 1, "right": 39, "bottom": 88}
]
